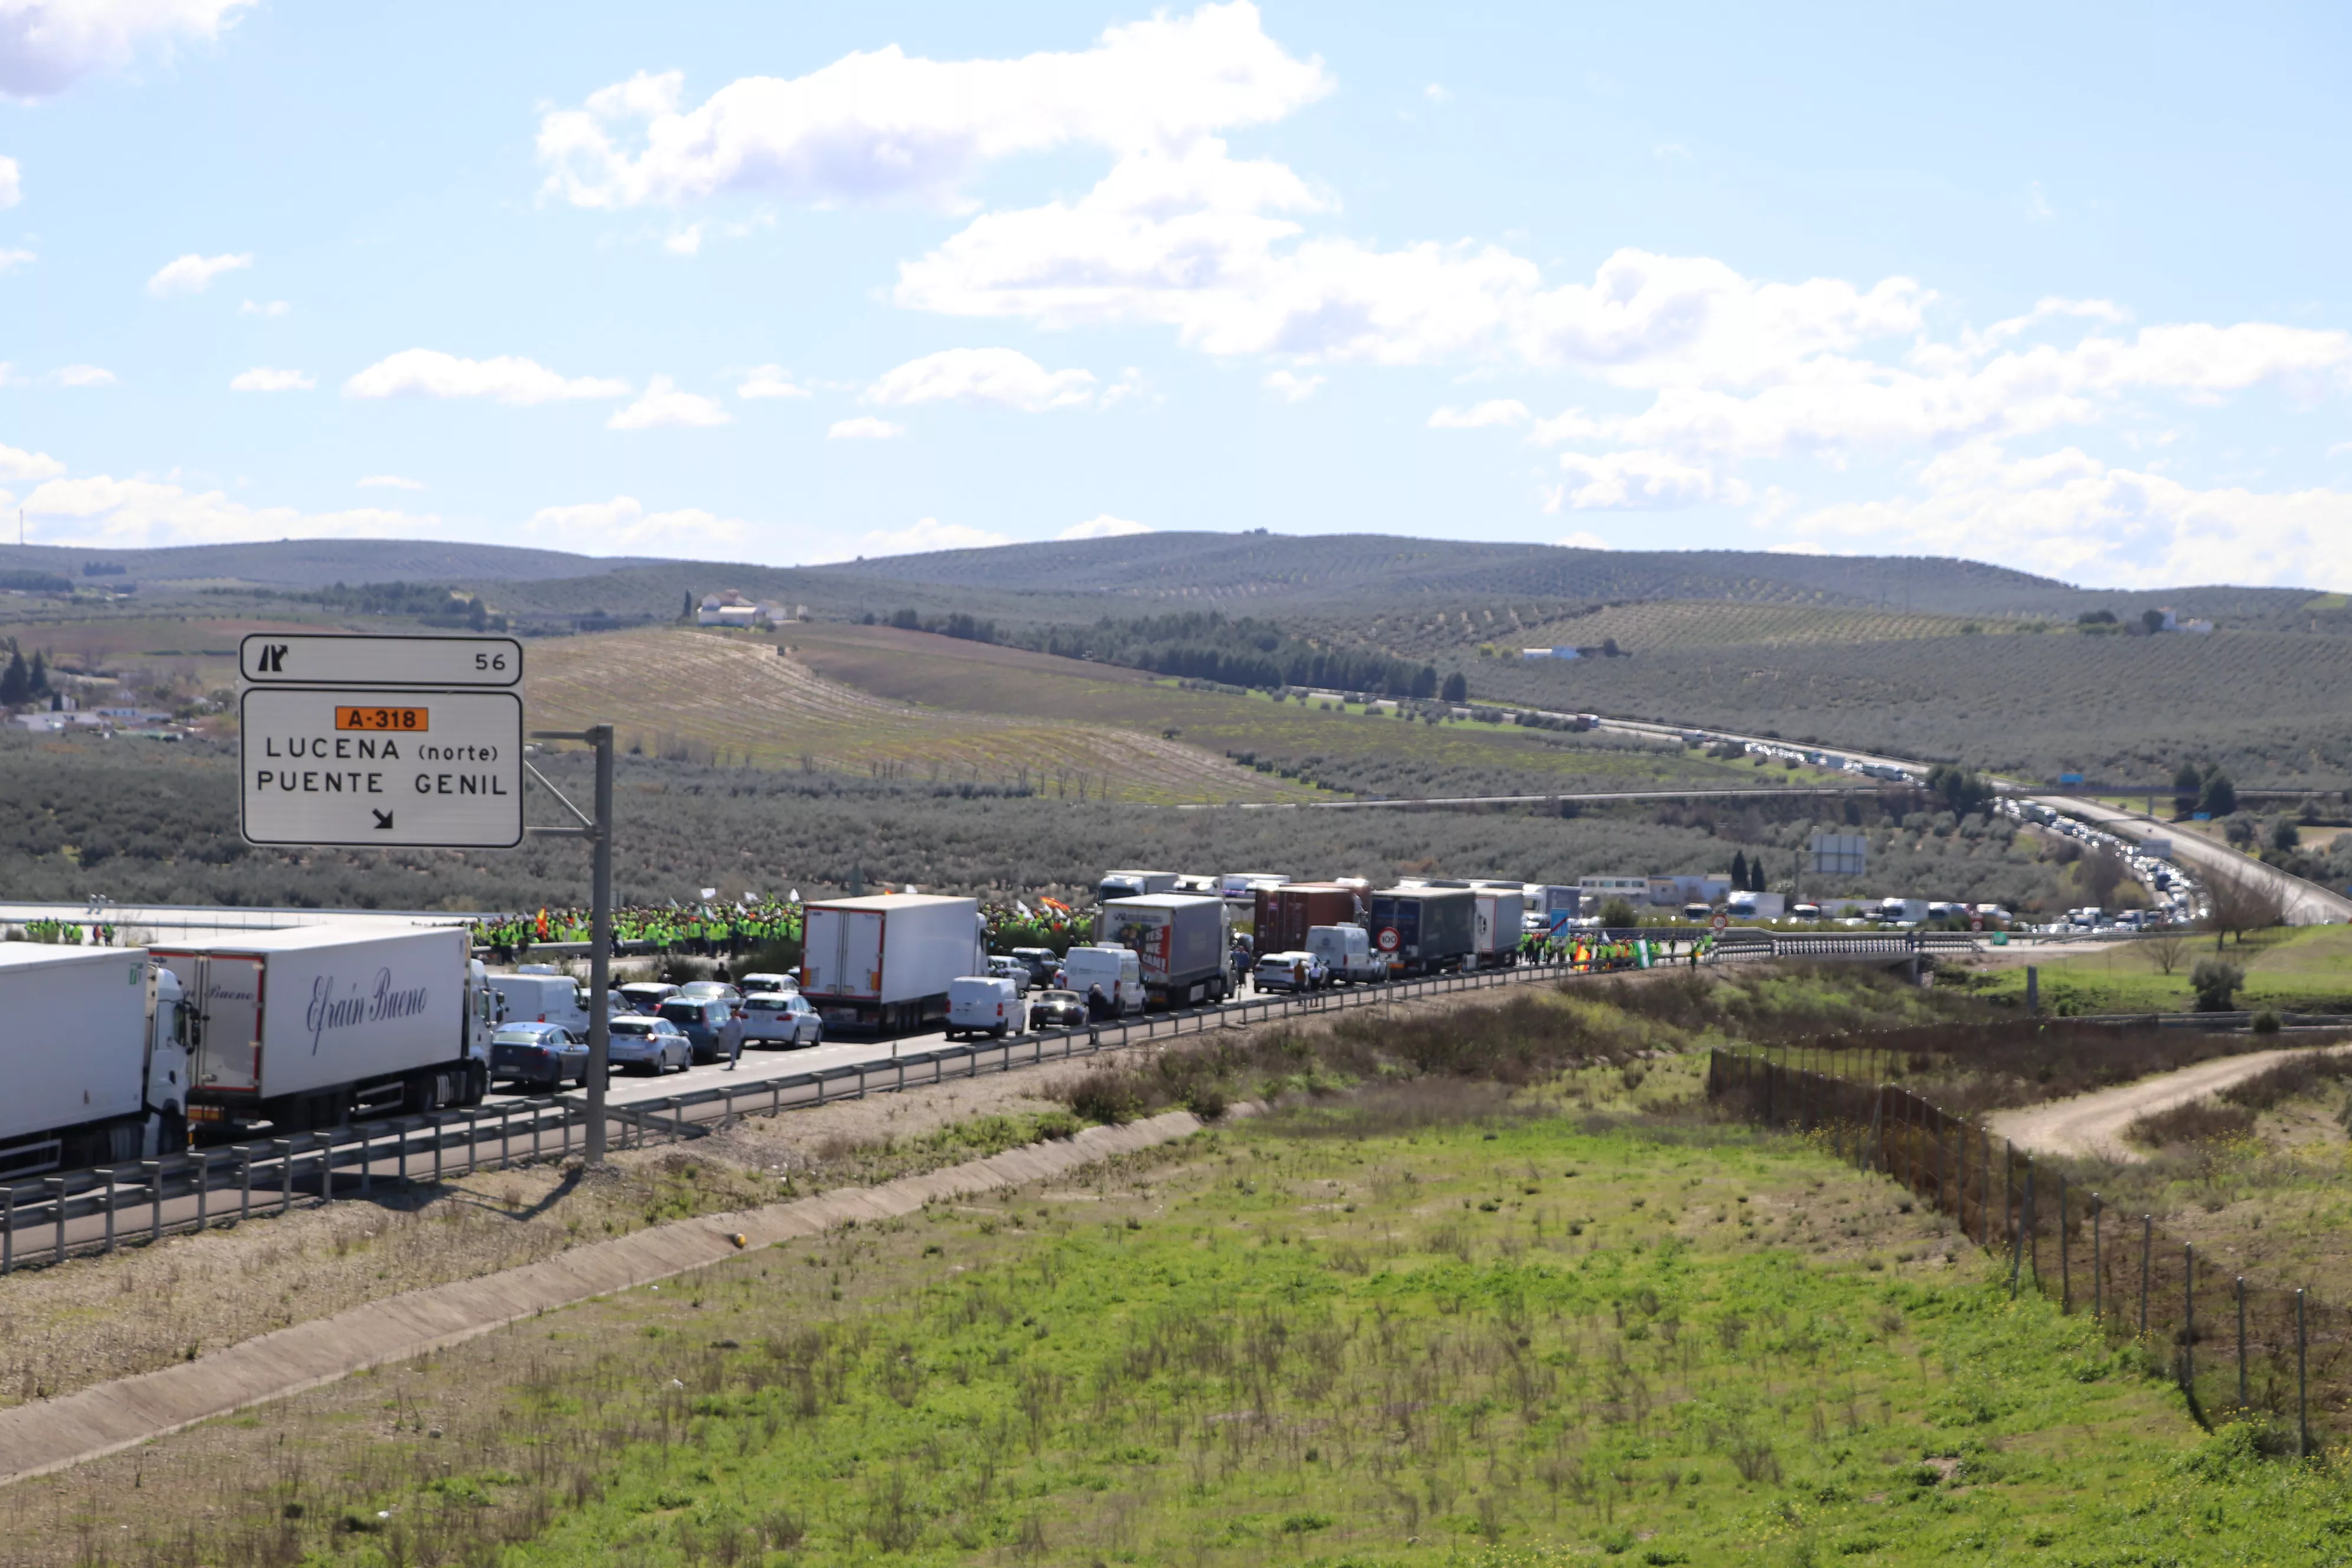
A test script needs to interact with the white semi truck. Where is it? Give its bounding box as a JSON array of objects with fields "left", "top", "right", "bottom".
[
  {"left": 0, "top": 944, "right": 192, "bottom": 1179},
  {"left": 152, "top": 925, "right": 495, "bottom": 1135},
  {"left": 1096, "top": 893, "right": 1234, "bottom": 1008},
  {"left": 801, "top": 894, "right": 986, "bottom": 1034}
]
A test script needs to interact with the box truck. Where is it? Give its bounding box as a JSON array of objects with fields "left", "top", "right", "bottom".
[
  {"left": 1252, "top": 882, "right": 1364, "bottom": 956},
  {"left": 153, "top": 925, "right": 494, "bottom": 1135},
  {"left": 1096, "top": 894, "right": 1234, "bottom": 1008},
  {"left": 1471, "top": 889, "right": 1527, "bottom": 968},
  {"left": 0, "top": 945, "right": 191, "bottom": 1178},
  {"left": 801, "top": 894, "right": 986, "bottom": 1033},
  {"left": 1367, "top": 887, "right": 1477, "bottom": 976},
  {"left": 1098, "top": 869, "right": 1180, "bottom": 901}
]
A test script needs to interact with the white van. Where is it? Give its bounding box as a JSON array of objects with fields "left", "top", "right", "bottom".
[
  {"left": 1306, "top": 924, "right": 1383, "bottom": 983},
  {"left": 1061, "top": 945, "right": 1144, "bottom": 1016},
  {"left": 946, "top": 975, "right": 1021, "bottom": 1039},
  {"left": 487, "top": 972, "right": 617, "bottom": 1037}
]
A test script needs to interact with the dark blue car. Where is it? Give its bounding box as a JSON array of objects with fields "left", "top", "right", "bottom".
[{"left": 489, "top": 1023, "right": 589, "bottom": 1090}]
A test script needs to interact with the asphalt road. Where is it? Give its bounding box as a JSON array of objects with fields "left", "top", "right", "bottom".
[{"left": 2041, "top": 794, "right": 2352, "bottom": 926}]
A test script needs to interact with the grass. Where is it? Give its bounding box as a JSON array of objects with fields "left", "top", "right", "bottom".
[
  {"left": 526, "top": 628, "right": 1317, "bottom": 806},
  {"left": 30, "top": 1070, "right": 2352, "bottom": 1567},
  {"left": 1961, "top": 927, "right": 2352, "bottom": 1014},
  {"left": 782, "top": 622, "right": 1854, "bottom": 800}
]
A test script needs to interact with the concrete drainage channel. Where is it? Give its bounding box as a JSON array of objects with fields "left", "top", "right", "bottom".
[{"left": 0, "top": 959, "right": 1582, "bottom": 1272}]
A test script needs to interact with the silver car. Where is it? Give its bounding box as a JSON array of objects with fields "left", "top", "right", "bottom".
[
  {"left": 739, "top": 991, "right": 823, "bottom": 1048},
  {"left": 605, "top": 1015, "right": 691, "bottom": 1075}
]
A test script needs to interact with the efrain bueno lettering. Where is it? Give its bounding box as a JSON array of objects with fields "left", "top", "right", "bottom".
[{"left": 305, "top": 967, "right": 434, "bottom": 1056}]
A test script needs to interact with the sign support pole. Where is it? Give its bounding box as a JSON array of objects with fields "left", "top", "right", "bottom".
[{"left": 528, "top": 725, "right": 615, "bottom": 1165}]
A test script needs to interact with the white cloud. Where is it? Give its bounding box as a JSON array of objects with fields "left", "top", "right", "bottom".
[
  {"left": 852, "top": 517, "right": 1010, "bottom": 558},
  {"left": 19, "top": 473, "right": 432, "bottom": 549},
  {"left": 145, "top": 250, "right": 251, "bottom": 297},
  {"left": 1427, "top": 398, "right": 1531, "bottom": 430},
  {"left": 1552, "top": 450, "right": 1745, "bottom": 511},
  {"left": 1262, "top": 369, "right": 1323, "bottom": 402},
  {"left": 1423, "top": 83, "right": 1449, "bottom": 104},
  {"left": 0, "top": 155, "right": 17, "bottom": 207},
  {"left": 0, "top": 247, "right": 31, "bottom": 271},
  {"left": 736, "top": 364, "right": 811, "bottom": 400},
  {"left": 238, "top": 298, "right": 288, "bottom": 317},
  {"left": 827, "top": 416, "right": 906, "bottom": 440},
  {"left": 1652, "top": 142, "right": 1691, "bottom": 162},
  {"left": 664, "top": 224, "right": 703, "bottom": 256},
  {"left": 228, "top": 365, "right": 313, "bottom": 392},
  {"left": 524, "top": 494, "right": 749, "bottom": 553},
  {"left": 1556, "top": 531, "right": 1610, "bottom": 550},
  {"left": 357, "top": 474, "right": 424, "bottom": 491},
  {"left": 2028, "top": 181, "right": 2055, "bottom": 221},
  {"left": 1061, "top": 514, "right": 1152, "bottom": 539},
  {"left": 0, "top": 0, "right": 254, "bottom": 99},
  {"left": 538, "top": 1, "right": 1331, "bottom": 211},
  {"left": 607, "top": 374, "right": 731, "bottom": 429},
  {"left": 1789, "top": 441, "right": 2352, "bottom": 587},
  {"left": 344, "top": 349, "right": 630, "bottom": 404},
  {"left": 51, "top": 364, "right": 113, "bottom": 387},
  {"left": 864, "top": 347, "right": 1096, "bottom": 411},
  {"left": 0, "top": 442, "right": 64, "bottom": 481}
]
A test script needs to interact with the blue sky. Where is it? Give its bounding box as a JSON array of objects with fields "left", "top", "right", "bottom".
[{"left": 2, "top": 1, "right": 2350, "bottom": 587}]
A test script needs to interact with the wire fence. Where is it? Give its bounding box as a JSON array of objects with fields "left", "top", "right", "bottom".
[{"left": 1707, "top": 1047, "right": 2340, "bottom": 1456}]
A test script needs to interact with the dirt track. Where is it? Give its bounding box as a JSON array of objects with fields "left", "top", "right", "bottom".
[{"left": 1987, "top": 1042, "right": 2352, "bottom": 1160}]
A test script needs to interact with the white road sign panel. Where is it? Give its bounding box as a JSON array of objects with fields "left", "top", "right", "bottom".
[
  {"left": 239, "top": 633, "right": 522, "bottom": 688},
  {"left": 240, "top": 689, "right": 523, "bottom": 848}
]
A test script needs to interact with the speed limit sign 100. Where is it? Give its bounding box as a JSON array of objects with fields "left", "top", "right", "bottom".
[
  {"left": 1376, "top": 927, "right": 1402, "bottom": 952},
  {"left": 1711, "top": 912, "right": 1729, "bottom": 932}
]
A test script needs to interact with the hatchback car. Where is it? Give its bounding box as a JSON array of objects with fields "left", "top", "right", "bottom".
[
  {"left": 1253, "top": 951, "right": 1327, "bottom": 993},
  {"left": 616, "top": 981, "right": 681, "bottom": 1015},
  {"left": 1010, "top": 946, "right": 1060, "bottom": 985},
  {"left": 736, "top": 972, "right": 799, "bottom": 998},
  {"left": 1027, "top": 988, "right": 1088, "bottom": 1031},
  {"left": 604, "top": 1015, "right": 691, "bottom": 1075},
  {"left": 657, "top": 997, "right": 745, "bottom": 1064},
  {"left": 986, "top": 955, "right": 1033, "bottom": 995},
  {"left": 489, "top": 1023, "right": 591, "bottom": 1090},
  {"left": 739, "top": 991, "right": 824, "bottom": 1048},
  {"left": 677, "top": 981, "right": 744, "bottom": 1008}
]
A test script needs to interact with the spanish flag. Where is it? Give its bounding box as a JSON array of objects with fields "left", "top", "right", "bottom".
[{"left": 534, "top": 907, "right": 550, "bottom": 940}]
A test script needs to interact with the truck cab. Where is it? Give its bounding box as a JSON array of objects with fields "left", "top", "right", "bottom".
[{"left": 142, "top": 964, "right": 192, "bottom": 1157}]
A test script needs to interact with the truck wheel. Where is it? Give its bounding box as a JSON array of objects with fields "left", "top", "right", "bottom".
[{"left": 462, "top": 1062, "right": 488, "bottom": 1106}]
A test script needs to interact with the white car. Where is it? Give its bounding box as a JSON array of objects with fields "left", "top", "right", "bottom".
[
  {"left": 986, "top": 955, "right": 1033, "bottom": 995},
  {"left": 739, "top": 991, "right": 823, "bottom": 1048},
  {"left": 1253, "top": 950, "right": 1328, "bottom": 993},
  {"left": 737, "top": 972, "right": 798, "bottom": 998},
  {"left": 605, "top": 1015, "right": 691, "bottom": 1075}
]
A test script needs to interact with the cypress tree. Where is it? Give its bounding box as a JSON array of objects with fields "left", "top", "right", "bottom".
[{"left": 0, "top": 650, "right": 26, "bottom": 705}]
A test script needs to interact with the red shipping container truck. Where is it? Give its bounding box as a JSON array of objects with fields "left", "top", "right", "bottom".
[{"left": 1252, "top": 883, "right": 1365, "bottom": 957}]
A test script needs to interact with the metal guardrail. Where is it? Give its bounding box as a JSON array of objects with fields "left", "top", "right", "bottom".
[{"left": 0, "top": 957, "right": 1591, "bottom": 1272}]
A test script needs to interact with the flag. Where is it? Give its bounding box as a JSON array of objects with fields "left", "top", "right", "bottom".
[
  {"left": 1040, "top": 896, "right": 1071, "bottom": 914},
  {"left": 534, "top": 907, "right": 549, "bottom": 940}
]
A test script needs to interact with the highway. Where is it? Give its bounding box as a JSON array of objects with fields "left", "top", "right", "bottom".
[{"left": 2040, "top": 793, "right": 2352, "bottom": 925}]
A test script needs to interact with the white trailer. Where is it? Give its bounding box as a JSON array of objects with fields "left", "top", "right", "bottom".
[
  {"left": 1096, "top": 894, "right": 1233, "bottom": 1008},
  {"left": 0, "top": 945, "right": 190, "bottom": 1178},
  {"left": 1471, "top": 890, "right": 1526, "bottom": 968},
  {"left": 1099, "top": 869, "right": 1180, "bottom": 901},
  {"left": 801, "top": 894, "right": 985, "bottom": 1033},
  {"left": 153, "top": 925, "right": 491, "bottom": 1134}
]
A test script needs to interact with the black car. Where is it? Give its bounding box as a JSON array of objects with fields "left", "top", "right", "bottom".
[
  {"left": 658, "top": 997, "right": 746, "bottom": 1065},
  {"left": 1010, "top": 946, "right": 1060, "bottom": 985},
  {"left": 489, "top": 1023, "right": 591, "bottom": 1090},
  {"left": 1027, "top": 988, "right": 1087, "bottom": 1031}
]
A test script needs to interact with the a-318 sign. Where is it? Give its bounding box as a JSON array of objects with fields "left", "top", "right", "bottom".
[{"left": 238, "top": 635, "right": 526, "bottom": 850}]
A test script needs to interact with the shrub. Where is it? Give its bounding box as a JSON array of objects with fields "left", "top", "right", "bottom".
[
  {"left": 2191, "top": 958, "right": 2245, "bottom": 1012},
  {"left": 2250, "top": 1009, "right": 2282, "bottom": 1034},
  {"left": 2128, "top": 1097, "right": 2255, "bottom": 1148},
  {"left": 1064, "top": 1072, "right": 1148, "bottom": 1126}
]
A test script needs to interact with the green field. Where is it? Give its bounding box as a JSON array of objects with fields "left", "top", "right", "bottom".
[
  {"left": 37, "top": 1068, "right": 2346, "bottom": 1567},
  {"left": 1966, "top": 926, "right": 2352, "bottom": 1014}
]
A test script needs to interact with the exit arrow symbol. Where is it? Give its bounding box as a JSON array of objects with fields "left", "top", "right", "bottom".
[{"left": 371, "top": 809, "right": 394, "bottom": 831}]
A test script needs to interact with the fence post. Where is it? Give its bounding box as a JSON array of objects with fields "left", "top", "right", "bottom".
[
  {"left": 2092, "top": 1195, "right": 2102, "bottom": 1321},
  {"left": 2183, "top": 1243, "right": 2196, "bottom": 1393},
  {"left": 500, "top": 1106, "right": 511, "bottom": 1168},
  {"left": 1864, "top": 1088, "right": 1883, "bottom": 1173},
  {"left": 1933, "top": 1108, "right": 1945, "bottom": 1214},
  {"left": 103, "top": 1167, "right": 117, "bottom": 1254},
  {"left": 1, "top": 1185, "right": 11, "bottom": 1275},
  {"left": 239, "top": 1152, "right": 253, "bottom": 1224},
  {"left": 2140, "top": 1216, "right": 2152, "bottom": 1340},
  {"left": 2298, "top": 1288, "right": 2309, "bottom": 1460},
  {"left": 1981, "top": 1128, "right": 1994, "bottom": 1244},
  {"left": 2010, "top": 1159, "right": 2029, "bottom": 1299},
  {"left": 2236, "top": 1276, "right": 2248, "bottom": 1415},
  {"left": 144, "top": 1160, "right": 163, "bottom": 1247},
  {"left": 1955, "top": 1119, "right": 1968, "bottom": 1240},
  {"left": 46, "top": 1176, "right": 66, "bottom": 1265},
  {"left": 278, "top": 1138, "right": 295, "bottom": 1216},
  {"left": 433, "top": 1115, "right": 445, "bottom": 1185},
  {"left": 2058, "top": 1175, "right": 2070, "bottom": 1312}
]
